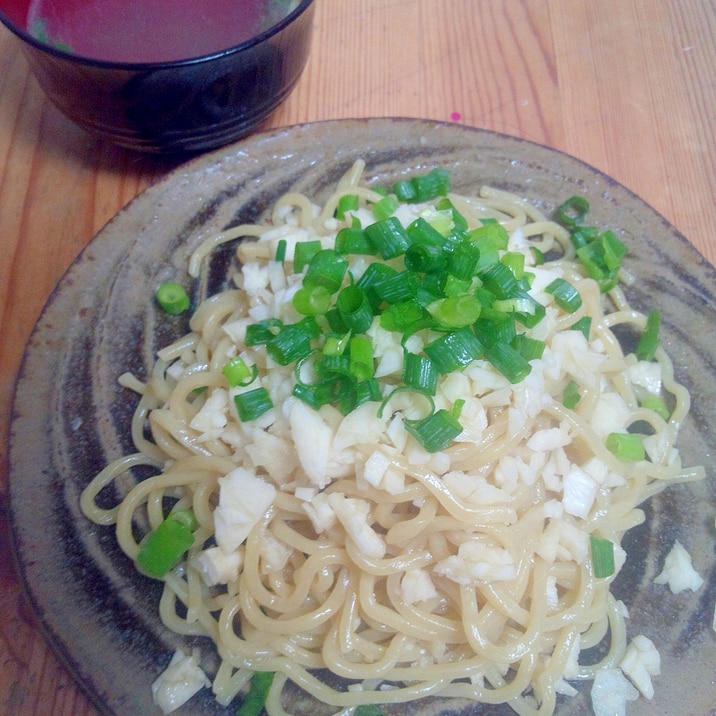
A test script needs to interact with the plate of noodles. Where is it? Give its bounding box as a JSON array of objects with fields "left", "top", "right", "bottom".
[{"left": 8, "top": 118, "right": 716, "bottom": 716}]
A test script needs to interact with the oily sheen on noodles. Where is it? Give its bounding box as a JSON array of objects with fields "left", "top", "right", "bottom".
[{"left": 81, "top": 160, "right": 703, "bottom": 716}]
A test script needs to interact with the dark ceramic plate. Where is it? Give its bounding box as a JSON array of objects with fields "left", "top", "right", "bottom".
[{"left": 9, "top": 119, "right": 716, "bottom": 715}]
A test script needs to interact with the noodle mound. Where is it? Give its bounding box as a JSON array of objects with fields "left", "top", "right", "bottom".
[{"left": 81, "top": 161, "right": 704, "bottom": 716}]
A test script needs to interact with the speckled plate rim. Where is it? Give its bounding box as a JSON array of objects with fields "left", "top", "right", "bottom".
[{"left": 8, "top": 118, "right": 716, "bottom": 716}]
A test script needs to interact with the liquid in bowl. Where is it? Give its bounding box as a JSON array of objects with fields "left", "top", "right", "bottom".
[{"left": 25, "top": 0, "right": 299, "bottom": 63}]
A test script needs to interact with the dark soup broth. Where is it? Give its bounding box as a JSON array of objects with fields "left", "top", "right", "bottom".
[{"left": 26, "top": 0, "right": 298, "bottom": 62}]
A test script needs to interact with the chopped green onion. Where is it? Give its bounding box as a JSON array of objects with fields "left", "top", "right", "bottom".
[
  {"left": 411, "top": 168, "right": 451, "bottom": 202},
  {"left": 292, "top": 285, "right": 333, "bottom": 316},
  {"left": 293, "top": 240, "right": 323, "bottom": 272},
  {"left": 556, "top": 196, "right": 590, "bottom": 229},
  {"left": 570, "top": 225, "right": 599, "bottom": 250},
  {"left": 501, "top": 251, "right": 526, "bottom": 280},
  {"left": 275, "top": 239, "right": 287, "bottom": 262},
  {"left": 356, "top": 262, "right": 397, "bottom": 307},
  {"left": 222, "top": 357, "right": 258, "bottom": 387},
  {"left": 402, "top": 352, "right": 439, "bottom": 395},
  {"left": 380, "top": 300, "right": 425, "bottom": 332},
  {"left": 606, "top": 432, "right": 645, "bottom": 461},
  {"left": 418, "top": 273, "right": 445, "bottom": 301},
  {"left": 546, "top": 278, "right": 583, "bottom": 313},
  {"left": 570, "top": 316, "right": 592, "bottom": 339},
  {"left": 553, "top": 193, "right": 627, "bottom": 293},
  {"left": 435, "top": 197, "right": 468, "bottom": 233},
  {"left": 639, "top": 394, "right": 670, "bottom": 421},
  {"left": 236, "top": 671, "right": 275, "bottom": 716},
  {"left": 510, "top": 290, "right": 546, "bottom": 329},
  {"left": 421, "top": 208, "right": 456, "bottom": 237},
  {"left": 406, "top": 216, "right": 448, "bottom": 248},
  {"left": 365, "top": 216, "right": 412, "bottom": 259},
  {"left": 480, "top": 261, "right": 519, "bottom": 299},
  {"left": 635, "top": 310, "right": 660, "bottom": 361},
  {"left": 589, "top": 535, "right": 615, "bottom": 579},
  {"left": 297, "top": 315, "right": 321, "bottom": 339},
  {"left": 234, "top": 387, "right": 274, "bottom": 422},
  {"left": 322, "top": 331, "right": 352, "bottom": 356},
  {"left": 337, "top": 378, "right": 382, "bottom": 415},
  {"left": 137, "top": 516, "right": 195, "bottom": 578},
  {"left": 518, "top": 273, "right": 535, "bottom": 291},
  {"left": 398, "top": 316, "right": 437, "bottom": 340},
  {"left": 392, "top": 179, "right": 417, "bottom": 202},
  {"left": 405, "top": 408, "right": 462, "bottom": 452},
  {"left": 245, "top": 319, "right": 282, "bottom": 346},
  {"left": 404, "top": 243, "right": 447, "bottom": 273},
  {"left": 426, "top": 294, "right": 482, "bottom": 328},
  {"left": 474, "top": 286, "right": 497, "bottom": 308},
  {"left": 511, "top": 334, "right": 546, "bottom": 361},
  {"left": 576, "top": 230, "right": 627, "bottom": 292},
  {"left": 202, "top": 176, "right": 631, "bottom": 461},
  {"left": 336, "top": 193, "right": 359, "bottom": 219},
  {"left": 447, "top": 241, "right": 480, "bottom": 282},
  {"left": 393, "top": 168, "right": 450, "bottom": 203},
  {"left": 316, "top": 354, "right": 351, "bottom": 378},
  {"left": 515, "top": 270, "right": 531, "bottom": 289},
  {"left": 293, "top": 380, "right": 339, "bottom": 409},
  {"left": 530, "top": 246, "right": 545, "bottom": 266},
  {"left": 266, "top": 324, "right": 313, "bottom": 365},
  {"left": 155, "top": 282, "right": 190, "bottom": 315},
  {"left": 349, "top": 335, "right": 374, "bottom": 380},
  {"left": 424, "top": 327, "right": 483, "bottom": 374},
  {"left": 372, "top": 195, "right": 398, "bottom": 220},
  {"left": 484, "top": 341, "right": 532, "bottom": 383},
  {"left": 562, "top": 379, "right": 581, "bottom": 409},
  {"left": 600, "top": 230, "right": 627, "bottom": 271},
  {"left": 373, "top": 270, "right": 419, "bottom": 304},
  {"left": 473, "top": 309, "right": 517, "bottom": 347},
  {"left": 345, "top": 378, "right": 383, "bottom": 414},
  {"left": 492, "top": 295, "right": 536, "bottom": 315},
  {"left": 336, "top": 285, "right": 374, "bottom": 333},
  {"left": 353, "top": 706, "right": 389, "bottom": 716},
  {"left": 335, "top": 226, "right": 374, "bottom": 255},
  {"left": 325, "top": 307, "right": 348, "bottom": 333},
  {"left": 304, "top": 249, "right": 348, "bottom": 293},
  {"left": 471, "top": 222, "right": 509, "bottom": 268},
  {"left": 442, "top": 274, "right": 472, "bottom": 298}
]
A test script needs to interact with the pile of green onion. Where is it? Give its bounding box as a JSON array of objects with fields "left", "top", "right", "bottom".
[
  {"left": 156, "top": 168, "right": 660, "bottom": 460},
  {"left": 220, "top": 169, "right": 617, "bottom": 454}
]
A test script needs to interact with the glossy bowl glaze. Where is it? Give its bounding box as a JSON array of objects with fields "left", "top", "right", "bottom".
[
  {"left": 0, "top": 0, "right": 314, "bottom": 153},
  {"left": 9, "top": 119, "right": 716, "bottom": 715}
]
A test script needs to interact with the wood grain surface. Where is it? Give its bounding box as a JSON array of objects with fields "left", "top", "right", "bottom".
[{"left": 1, "top": 1, "right": 714, "bottom": 714}]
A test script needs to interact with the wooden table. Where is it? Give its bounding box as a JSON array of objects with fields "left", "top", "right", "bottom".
[{"left": 0, "top": 1, "right": 714, "bottom": 714}]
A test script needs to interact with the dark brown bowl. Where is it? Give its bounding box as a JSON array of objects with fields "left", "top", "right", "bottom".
[{"left": 0, "top": 0, "right": 314, "bottom": 153}]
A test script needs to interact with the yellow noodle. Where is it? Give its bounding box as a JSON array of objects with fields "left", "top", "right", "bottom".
[{"left": 189, "top": 225, "right": 265, "bottom": 278}]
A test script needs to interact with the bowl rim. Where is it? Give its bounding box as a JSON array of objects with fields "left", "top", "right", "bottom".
[{"left": 0, "top": 0, "right": 314, "bottom": 69}]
